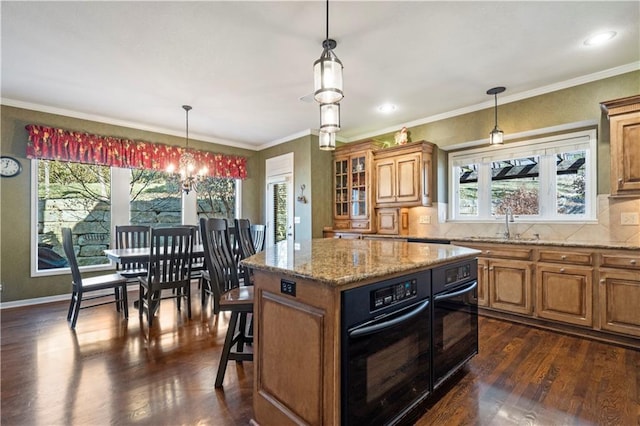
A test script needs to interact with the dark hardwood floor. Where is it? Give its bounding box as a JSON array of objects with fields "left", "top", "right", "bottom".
[{"left": 2, "top": 286, "right": 639, "bottom": 425}]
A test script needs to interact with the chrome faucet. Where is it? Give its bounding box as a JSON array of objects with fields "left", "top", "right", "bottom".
[{"left": 504, "top": 208, "right": 514, "bottom": 239}]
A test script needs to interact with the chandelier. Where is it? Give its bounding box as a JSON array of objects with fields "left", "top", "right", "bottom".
[
  {"left": 314, "top": 0, "right": 342, "bottom": 151},
  {"left": 486, "top": 87, "right": 506, "bottom": 145},
  {"left": 167, "top": 105, "right": 207, "bottom": 194}
]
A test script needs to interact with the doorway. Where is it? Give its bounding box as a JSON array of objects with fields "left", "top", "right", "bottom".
[{"left": 265, "top": 153, "right": 294, "bottom": 248}]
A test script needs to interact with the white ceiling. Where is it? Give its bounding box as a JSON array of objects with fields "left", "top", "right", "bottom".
[{"left": 2, "top": 1, "right": 639, "bottom": 151}]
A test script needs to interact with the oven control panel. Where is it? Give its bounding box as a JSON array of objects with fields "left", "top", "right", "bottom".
[
  {"left": 370, "top": 278, "right": 417, "bottom": 311},
  {"left": 445, "top": 263, "right": 472, "bottom": 285}
]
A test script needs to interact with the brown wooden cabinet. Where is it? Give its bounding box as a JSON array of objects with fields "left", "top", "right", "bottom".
[
  {"left": 601, "top": 95, "right": 640, "bottom": 196},
  {"left": 373, "top": 141, "right": 434, "bottom": 207},
  {"left": 461, "top": 243, "right": 533, "bottom": 316},
  {"left": 536, "top": 248, "right": 594, "bottom": 327},
  {"left": 598, "top": 250, "right": 640, "bottom": 337},
  {"left": 332, "top": 141, "right": 375, "bottom": 232}
]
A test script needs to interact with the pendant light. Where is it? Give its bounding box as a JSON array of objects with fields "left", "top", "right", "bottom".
[
  {"left": 486, "top": 86, "right": 506, "bottom": 145},
  {"left": 168, "top": 105, "right": 207, "bottom": 194},
  {"left": 319, "top": 131, "right": 336, "bottom": 151},
  {"left": 313, "top": 1, "right": 343, "bottom": 104},
  {"left": 314, "top": 0, "right": 342, "bottom": 151}
]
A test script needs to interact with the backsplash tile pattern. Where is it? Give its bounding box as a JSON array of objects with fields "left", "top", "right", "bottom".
[{"left": 408, "top": 195, "right": 640, "bottom": 245}]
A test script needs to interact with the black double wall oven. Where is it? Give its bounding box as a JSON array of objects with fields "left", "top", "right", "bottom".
[{"left": 341, "top": 259, "right": 478, "bottom": 425}]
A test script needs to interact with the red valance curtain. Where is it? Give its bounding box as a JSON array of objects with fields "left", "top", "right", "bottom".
[{"left": 25, "top": 124, "right": 247, "bottom": 179}]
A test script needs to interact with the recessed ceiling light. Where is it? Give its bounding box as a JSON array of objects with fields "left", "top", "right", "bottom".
[
  {"left": 377, "top": 103, "right": 397, "bottom": 114},
  {"left": 584, "top": 31, "right": 617, "bottom": 46}
]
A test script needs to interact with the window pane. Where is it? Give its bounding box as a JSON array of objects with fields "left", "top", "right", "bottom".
[
  {"left": 130, "top": 169, "right": 182, "bottom": 227},
  {"left": 556, "top": 150, "right": 586, "bottom": 215},
  {"left": 491, "top": 157, "right": 540, "bottom": 216},
  {"left": 197, "top": 177, "right": 237, "bottom": 221},
  {"left": 458, "top": 164, "right": 479, "bottom": 216},
  {"left": 36, "top": 160, "right": 111, "bottom": 270}
]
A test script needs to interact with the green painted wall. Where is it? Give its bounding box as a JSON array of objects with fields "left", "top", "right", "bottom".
[
  {"left": 0, "top": 106, "right": 258, "bottom": 302},
  {"left": 1, "top": 70, "right": 638, "bottom": 303}
]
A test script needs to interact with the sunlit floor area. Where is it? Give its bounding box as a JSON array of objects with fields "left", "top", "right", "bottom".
[{"left": 2, "top": 285, "right": 638, "bottom": 425}]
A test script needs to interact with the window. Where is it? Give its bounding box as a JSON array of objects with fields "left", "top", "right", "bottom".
[
  {"left": 31, "top": 160, "right": 240, "bottom": 276},
  {"left": 449, "top": 129, "right": 596, "bottom": 222}
]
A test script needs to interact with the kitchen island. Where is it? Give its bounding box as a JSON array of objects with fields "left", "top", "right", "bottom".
[{"left": 241, "top": 238, "right": 480, "bottom": 426}]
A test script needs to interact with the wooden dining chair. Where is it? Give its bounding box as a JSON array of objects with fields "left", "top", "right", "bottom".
[
  {"left": 250, "top": 224, "right": 266, "bottom": 252},
  {"left": 61, "top": 228, "right": 129, "bottom": 329},
  {"left": 234, "top": 219, "right": 256, "bottom": 285},
  {"left": 200, "top": 217, "right": 253, "bottom": 388},
  {"left": 114, "top": 225, "right": 150, "bottom": 283},
  {"left": 186, "top": 224, "right": 206, "bottom": 288},
  {"left": 138, "top": 226, "right": 194, "bottom": 328}
]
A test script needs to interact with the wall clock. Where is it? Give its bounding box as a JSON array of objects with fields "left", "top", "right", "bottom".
[{"left": 1, "top": 156, "right": 22, "bottom": 177}]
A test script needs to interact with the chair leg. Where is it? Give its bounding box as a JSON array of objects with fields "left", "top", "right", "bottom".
[
  {"left": 185, "top": 284, "right": 191, "bottom": 319},
  {"left": 114, "top": 288, "right": 121, "bottom": 312},
  {"left": 139, "top": 283, "right": 144, "bottom": 320},
  {"left": 67, "top": 290, "right": 77, "bottom": 321},
  {"left": 121, "top": 285, "right": 129, "bottom": 319},
  {"left": 237, "top": 312, "right": 248, "bottom": 353},
  {"left": 215, "top": 311, "right": 239, "bottom": 388},
  {"left": 70, "top": 292, "right": 82, "bottom": 329}
]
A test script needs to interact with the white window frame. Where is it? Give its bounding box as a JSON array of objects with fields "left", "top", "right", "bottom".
[
  {"left": 448, "top": 129, "right": 597, "bottom": 223},
  {"left": 30, "top": 161, "right": 242, "bottom": 277}
]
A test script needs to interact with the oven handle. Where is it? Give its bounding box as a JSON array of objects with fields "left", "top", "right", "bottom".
[
  {"left": 348, "top": 299, "right": 430, "bottom": 339},
  {"left": 434, "top": 280, "right": 477, "bottom": 301}
]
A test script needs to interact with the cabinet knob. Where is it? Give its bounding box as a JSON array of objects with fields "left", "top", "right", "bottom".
[
  {"left": 560, "top": 268, "right": 565, "bottom": 273},
  {"left": 561, "top": 255, "right": 567, "bottom": 260},
  {"left": 600, "top": 279, "right": 605, "bottom": 284},
  {"left": 483, "top": 266, "right": 488, "bottom": 271},
  {"left": 631, "top": 259, "right": 637, "bottom": 265},
  {"left": 489, "top": 267, "right": 494, "bottom": 271},
  {"left": 486, "top": 250, "right": 491, "bottom": 255}
]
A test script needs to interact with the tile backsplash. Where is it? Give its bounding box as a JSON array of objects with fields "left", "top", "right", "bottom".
[{"left": 407, "top": 195, "right": 640, "bottom": 245}]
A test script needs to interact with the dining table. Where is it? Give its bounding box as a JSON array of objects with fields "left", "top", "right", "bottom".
[{"left": 104, "top": 244, "right": 205, "bottom": 264}]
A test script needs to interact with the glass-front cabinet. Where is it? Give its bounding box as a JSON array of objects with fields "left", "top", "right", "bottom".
[{"left": 333, "top": 141, "right": 375, "bottom": 232}]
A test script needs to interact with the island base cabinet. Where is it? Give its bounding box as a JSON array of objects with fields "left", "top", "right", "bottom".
[
  {"left": 535, "top": 265, "right": 593, "bottom": 327},
  {"left": 599, "top": 269, "right": 640, "bottom": 338},
  {"left": 252, "top": 270, "right": 341, "bottom": 426}
]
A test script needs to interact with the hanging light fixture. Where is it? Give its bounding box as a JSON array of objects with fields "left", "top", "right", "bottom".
[
  {"left": 319, "top": 131, "right": 336, "bottom": 151},
  {"left": 314, "top": 0, "right": 342, "bottom": 151},
  {"left": 167, "top": 105, "right": 207, "bottom": 194},
  {"left": 313, "top": 0, "right": 343, "bottom": 104},
  {"left": 486, "top": 86, "right": 506, "bottom": 145}
]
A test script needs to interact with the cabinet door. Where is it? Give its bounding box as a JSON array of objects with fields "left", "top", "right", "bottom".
[
  {"left": 610, "top": 111, "right": 640, "bottom": 194},
  {"left": 375, "top": 158, "right": 396, "bottom": 204},
  {"left": 599, "top": 269, "right": 640, "bottom": 337},
  {"left": 489, "top": 259, "right": 533, "bottom": 315},
  {"left": 476, "top": 258, "right": 489, "bottom": 307},
  {"left": 350, "top": 155, "right": 369, "bottom": 220},
  {"left": 334, "top": 157, "right": 349, "bottom": 220},
  {"left": 395, "top": 153, "right": 421, "bottom": 204},
  {"left": 376, "top": 209, "right": 398, "bottom": 234},
  {"left": 536, "top": 264, "right": 593, "bottom": 327}
]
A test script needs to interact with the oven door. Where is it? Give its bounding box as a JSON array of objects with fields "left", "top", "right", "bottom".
[
  {"left": 432, "top": 280, "right": 478, "bottom": 388},
  {"left": 343, "top": 298, "right": 431, "bottom": 426}
]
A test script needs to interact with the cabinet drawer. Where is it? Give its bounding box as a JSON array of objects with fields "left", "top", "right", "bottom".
[
  {"left": 333, "top": 221, "right": 350, "bottom": 230},
  {"left": 539, "top": 250, "right": 593, "bottom": 265},
  {"left": 351, "top": 221, "right": 370, "bottom": 230},
  {"left": 601, "top": 253, "right": 640, "bottom": 270},
  {"left": 480, "top": 247, "right": 532, "bottom": 260}
]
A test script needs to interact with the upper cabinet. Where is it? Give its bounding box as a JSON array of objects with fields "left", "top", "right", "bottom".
[
  {"left": 373, "top": 141, "right": 435, "bottom": 207},
  {"left": 601, "top": 95, "right": 640, "bottom": 196},
  {"left": 332, "top": 141, "right": 375, "bottom": 232}
]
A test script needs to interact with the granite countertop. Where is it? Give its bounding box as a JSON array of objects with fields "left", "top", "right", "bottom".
[
  {"left": 241, "top": 238, "right": 480, "bottom": 287},
  {"left": 449, "top": 237, "right": 640, "bottom": 250}
]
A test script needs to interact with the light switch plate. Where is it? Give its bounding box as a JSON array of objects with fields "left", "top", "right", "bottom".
[
  {"left": 419, "top": 215, "right": 431, "bottom": 224},
  {"left": 621, "top": 212, "right": 639, "bottom": 225}
]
